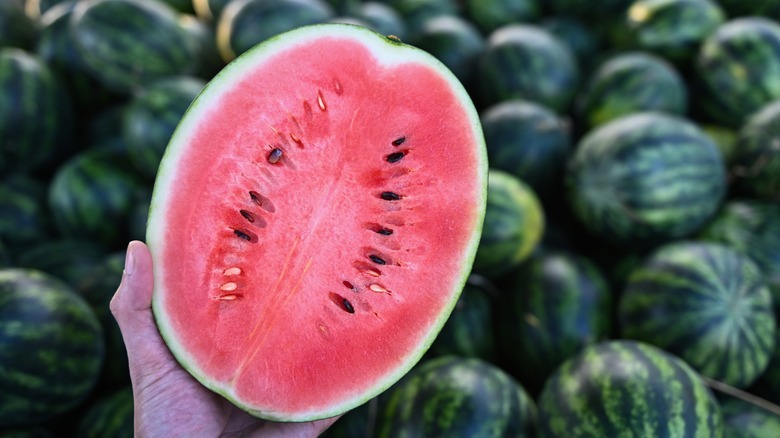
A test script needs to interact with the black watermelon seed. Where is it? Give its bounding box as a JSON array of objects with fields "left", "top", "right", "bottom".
[
  {"left": 392, "top": 137, "right": 406, "bottom": 146},
  {"left": 377, "top": 228, "right": 393, "bottom": 235},
  {"left": 381, "top": 191, "right": 401, "bottom": 201},
  {"left": 240, "top": 210, "right": 255, "bottom": 223},
  {"left": 342, "top": 298, "right": 355, "bottom": 314},
  {"left": 249, "top": 191, "right": 263, "bottom": 206},
  {"left": 369, "top": 254, "right": 386, "bottom": 265},
  {"left": 386, "top": 151, "right": 405, "bottom": 163},
  {"left": 268, "top": 148, "right": 283, "bottom": 164},
  {"left": 234, "top": 229, "right": 252, "bottom": 241}
]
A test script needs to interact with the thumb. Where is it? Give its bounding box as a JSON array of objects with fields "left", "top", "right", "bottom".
[{"left": 110, "top": 241, "right": 178, "bottom": 389}]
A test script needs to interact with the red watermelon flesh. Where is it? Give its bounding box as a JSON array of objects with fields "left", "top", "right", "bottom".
[{"left": 148, "top": 24, "right": 486, "bottom": 421}]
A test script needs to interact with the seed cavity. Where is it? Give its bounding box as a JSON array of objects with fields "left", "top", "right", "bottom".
[
  {"left": 223, "top": 267, "right": 242, "bottom": 276},
  {"left": 377, "top": 228, "right": 393, "bottom": 236},
  {"left": 369, "top": 254, "right": 387, "bottom": 265},
  {"left": 381, "top": 191, "right": 402, "bottom": 201},
  {"left": 386, "top": 151, "right": 406, "bottom": 163},
  {"left": 290, "top": 132, "right": 303, "bottom": 147},
  {"left": 303, "top": 100, "right": 313, "bottom": 117},
  {"left": 268, "top": 148, "right": 283, "bottom": 164},
  {"left": 334, "top": 78, "right": 343, "bottom": 95},
  {"left": 248, "top": 191, "right": 275, "bottom": 213},
  {"left": 217, "top": 294, "right": 239, "bottom": 301},
  {"left": 220, "top": 282, "right": 237, "bottom": 291},
  {"left": 233, "top": 229, "right": 256, "bottom": 242},
  {"left": 317, "top": 90, "right": 327, "bottom": 111},
  {"left": 240, "top": 209, "right": 255, "bottom": 223},
  {"left": 392, "top": 137, "right": 406, "bottom": 146},
  {"left": 343, "top": 280, "right": 355, "bottom": 290}
]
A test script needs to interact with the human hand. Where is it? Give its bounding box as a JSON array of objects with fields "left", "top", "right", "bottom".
[{"left": 110, "top": 241, "right": 340, "bottom": 437}]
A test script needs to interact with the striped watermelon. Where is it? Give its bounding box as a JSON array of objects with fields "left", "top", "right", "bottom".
[
  {"left": 717, "top": 0, "right": 780, "bottom": 17},
  {"left": 377, "top": 356, "right": 536, "bottom": 437},
  {"left": 720, "top": 397, "right": 780, "bottom": 438},
  {"left": 0, "top": 48, "right": 73, "bottom": 174},
  {"left": 498, "top": 250, "right": 612, "bottom": 390},
  {"left": 732, "top": 99, "right": 780, "bottom": 201},
  {"left": 0, "top": 0, "right": 38, "bottom": 50},
  {"left": 619, "top": 0, "right": 725, "bottom": 63},
  {"left": 749, "top": 330, "right": 780, "bottom": 405},
  {"left": 566, "top": 112, "right": 726, "bottom": 247},
  {"left": 480, "top": 99, "right": 571, "bottom": 201},
  {"left": 537, "top": 340, "right": 723, "bottom": 437},
  {"left": 413, "top": 15, "right": 484, "bottom": 90},
  {"left": 14, "top": 239, "right": 110, "bottom": 288},
  {"left": 76, "top": 387, "right": 133, "bottom": 438},
  {"left": 356, "top": 2, "right": 408, "bottom": 42},
  {"left": 0, "top": 175, "right": 53, "bottom": 249},
  {"left": 476, "top": 24, "right": 580, "bottom": 112},
  {"left": 464, "top": 0, "right": 539, "bottom": 34},
  {"left": 48, "top": 147, "right": 147, "bottom": 247},
  {"left": 695, "top": 17, "right": 780, "bottom": 127},
  {"left": 0, "top": 269, "right": 104, "bottom": 428},
  {"left": 541, "top": 16, "right": 602, "bottom": 72},
  {"left": 473, "top": 170, "right": 544, "bottom": 279},
  {"left": 70, "top": 0, "right": 197, "bottom": 94},
  {"left": 698, "top": 199, "right": 780, "bottom": 314},
  {"left": 618, "top": 241, "right": 777, "bottom": 388},
  {"left": 575, "top": 52, "right": 688, "bottom": 129},
  {"left": 123, "top": 76, "right": 206, "bottom": 180}
]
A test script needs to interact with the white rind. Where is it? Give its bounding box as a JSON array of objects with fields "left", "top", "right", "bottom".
[{"left": 148, "top": 23, "right": 487, "bottom": 422}]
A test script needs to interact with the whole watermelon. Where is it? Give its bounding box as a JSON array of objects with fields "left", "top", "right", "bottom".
[
  {"left": 377, "top": 356, "right": 537, "bottom": 437},
  {"left": 731, "top": 99, "right": 780, "bottom": 201},
  {"left": 0, "top": 269, "right": 105, "bottom": 428},
  {"left": 537, "top": 340, "right": 723, "bottom": 437}
]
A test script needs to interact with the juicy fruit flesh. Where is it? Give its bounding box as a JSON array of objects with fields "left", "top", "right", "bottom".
[{"left": 150, "top": 28, "right": 484, "bottom": 420}]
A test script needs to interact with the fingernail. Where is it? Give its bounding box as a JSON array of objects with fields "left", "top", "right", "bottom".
[{"left": 124, "top": 243, "right": 135, "bottom": 276}]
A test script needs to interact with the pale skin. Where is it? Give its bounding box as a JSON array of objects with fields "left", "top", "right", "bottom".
[{"left": 110, "top": 241, "right": 340, "bottom": 437}]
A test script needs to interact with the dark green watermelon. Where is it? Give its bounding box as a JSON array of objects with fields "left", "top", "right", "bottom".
[
  {"left": 698, "top": 199, "right": 780, "bottom": 314},
  {"left": 541, "top": 16, "right": 602, "bottom": 73},
  {"left": 386, "top": 0, "right": 459, "bottom": 41},
  {"left": 731, "top": 99, "right": 780, "bottom": 201},
  {"left": 0, "top": 0, "right": 38, "bottom": 50},
  {"left": 0, "top": 48, "right": 73, "bottom": 174},
  {"left": 566, "top": 112, "right": 726, "bottom": 246},
  {"left": 720, "top": 397, "right": 780, "bottom": 438},
  {"left": 618, "top": 0, "right": 726, "bottom": 63},
  {"left": 177, "top": 14, "right": 224, "bottom": 80},
  {"left": 356, "top": 2, "right": 408, "bottom": 42},
  {"left": 123, "top": 76, "right": 206, "bottom": 180},
  {"left": 14, "top": 239, "right": 110, "bottom": 288},
  {"left": 473, "top": 170, "right": 544, "bottom": 279},
  {"left": 377, "top": 356, "right": 536, "bottom": 437},
  {"left": 544, "top": 0, "right": 632, "bottom": 19},
  {"left": 537, "top": 340, "right": 724, "bottom": 437},
  {"left": 69, "top": 0, "right": 197, "bottom": 94},
  {"left": 700, "top": 123, "right": 738, "bottom": 165},
  {"left": 498, "top": 250, "right": 612, "bottom": 392},
  {"left": 48, "top": 147, "right": 148, "bottom": 247},
  {"left": 413, "top": 15, "right": 484, "bottom": 90},
  {"left": 0, "top": 269, "right": 104, "bottom": 429},
  {"left": 0, "top": 174, "right": 54, "bottom": 249},
  {"left": 321, "top": 397, "right": 380, "bottom": 438},
  {"left": 426, "top": 275, "right": 496, "bottom": 361},
  {"left": 76, "top": 387, "right": 133, "bottom": 438},
  {"left": 464, "top": 0, "right": 539, "bottom": 34},
  {"left": 576, "top": 52, "right": 688, "bottom": 129},
  {"left": 619, "top": 241, "right": 776, "bottom": 389},
  {"left": 749, "top": 330, "right": 780, "bottom": 405},
  {"left": 695, "top": 17, "right": 780, "bottom": 127},
  {"left": 480, "top": 99, "right": 571, "bottom": 201},
  {"left": 476, "top": 24, "right": 580, "bottom": 112},
  {"left": 717, "top": 0, "right": 780, "bottom": 17},
  {"left": 216, "top": 0, "right": 334, "bottom": 61}
]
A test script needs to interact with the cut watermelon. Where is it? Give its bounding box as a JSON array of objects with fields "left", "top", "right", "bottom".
[{"left": 148, "top": 24, "right": 487, "bottom": 422}]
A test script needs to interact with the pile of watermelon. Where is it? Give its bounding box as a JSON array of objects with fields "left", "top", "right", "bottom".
[{"left": 1, "top": 0, "right": 780, "bottom": 435}]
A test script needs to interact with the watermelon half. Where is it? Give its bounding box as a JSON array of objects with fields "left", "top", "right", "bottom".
[{"left": 148, "top": 24, "right": 487, "bottom": 422}]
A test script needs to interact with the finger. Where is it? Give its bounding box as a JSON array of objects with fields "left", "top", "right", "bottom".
[{"left": 110, "top": 241, "right": 177, "bottom": 386}]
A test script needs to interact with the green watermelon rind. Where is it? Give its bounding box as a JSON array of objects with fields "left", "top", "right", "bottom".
[{"left": 147, "top": 23, "right": 487, "bottom": 422}]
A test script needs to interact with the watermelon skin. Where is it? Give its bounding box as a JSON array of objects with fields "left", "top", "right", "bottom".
[
  {"left": 0, "top": 0, "right": 38, "bottom": 50},
  {"left": 0, "top": 174, "right": 54, "bottom": 250},
  {"left": 749, "top": 330, "right": 780, "bottom": 404},
  {"left": 357, "top": 2, "right": 408, "bottom": 42},
  {"left": 216, "top": 0, "right": 334, "bottom": 61},
  {"left": 544, "top": 0, "right": 631, "bottom": 19},
  {"left": 720, "top": 397, "right": 780, "bottom": 438},
  {"left": 732, "top": 100, "right": 780, "bottom": 202},
  {"left": 48, "top": 148, "right": 148, "bottom": 247},
  {"left": 0, "top": 48, "right": 73, "bottom": 174},
  {"left": 619, "top": 0, "right": 725, "bottom": 63},
  {"left": 0, "top": 269, "right": 105, "bottom": 429},
  {"left": 480, "top": 99, "right": 571, "bottom": 201},
  {"left": 124, "top": 76, "right": 206, "bottom": 180},
  {"left": 377, "top": 356, "right": 536, "bottom": 438},
  {"left": 477, "top": 24, "right": 580, "bottom": 112},
  {"left": 537, "top": 340, "right": 723, "bottom": 437},
  {"left": 498, "top": 250, "right": 612, "bottom": 392},
  {"left": 15, "top": 239, "right": 110, "bottom": 288},
  {"left": 541, "top": 17, "right": 602, "bottom": 73},
  {"left": 413, "top": 15, "right": 484, "bottom": 91},
  {"left": 576, "top": 52, "right": 688, "bottom": 129},
  {"left": 473, "top": 170, "right": 544, "bottom": 279},
  {"left": 619, "top": 241, "right": 777, "bottom": 389},
  {"left": 76, "top": 387, "right": 133, "bottom": 438},
  {"left": 695, "top": 17, "right": 780, "bottom": 128},
  {"left": 717, "top": 0, "right": 780, "bottom": 17},
  {"left": 148, "top": 23, "right": 487, "bottom": 421},
  {"left": 566, "top": 112, "right": 726, "bottom": 247},
  {"left": 698, "top": 199, "right": 780, "bottom": 314},
  {"left": 70, "top": 0, "right": 197, "bottom": 94},
  {"left": 464, "top": 0, "right": 539, "bottom": 34}
]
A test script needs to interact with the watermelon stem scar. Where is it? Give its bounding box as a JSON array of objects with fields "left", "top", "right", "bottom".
[{"left": 148, "top": 23, "right": 486, "bottom": 421}]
